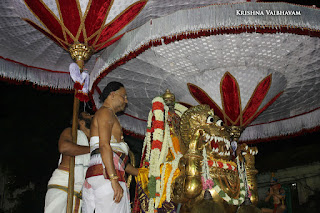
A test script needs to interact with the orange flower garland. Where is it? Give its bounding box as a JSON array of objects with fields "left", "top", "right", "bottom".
[{"left": 141, "top": 96, "right": 187, "bottom": 212}]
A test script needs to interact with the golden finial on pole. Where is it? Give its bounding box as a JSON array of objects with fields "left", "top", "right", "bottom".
[
  {"left": 66, "top": 43, "right": 94, "bottom": 213},
  {"left": 69, "top": 43, "right": 94, "bottom": 62}
]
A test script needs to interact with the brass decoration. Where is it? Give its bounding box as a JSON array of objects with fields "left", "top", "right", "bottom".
[
  {"left": 162, "top": 89, "right": 175, "bottom": 108},
  {"left": 237, "top": 143, "right": 259, "bottom": 205},
  {"left": 69, "top": 43, "right": 94, "bottom": 62},
  {"left": 162, "top": 89, "right": 182, "bottom": 143},
  {"left": 228, "top": 126, "right": 259, "bottom": 205},
  {"left": 210, "top": 167, "right": 240, "bottom": 198},
  {"left": 138, "top": 90, "right": 261, "bottom": 212},
  {"left": 180, "top": 105, "right": 229, "bottom": 156},
  {"left": 172, "top": 104, "right": 243, "bottom": 212},
  {"left": 243, "top": 146, "right": 259, "bottom": 205},
  {"left": 237, "top": 205, "right": 262, "bottom": 213},
  {"left": 227, "top": 125, "right": 244, "bottom": 142}
]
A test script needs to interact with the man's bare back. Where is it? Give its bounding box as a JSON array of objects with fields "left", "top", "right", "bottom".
[
  {"left": 58, "top": 112, "right": 92, "bottom": 169},
  {"left": 44, "top": 112, "right": 92, "bottom": 212}
]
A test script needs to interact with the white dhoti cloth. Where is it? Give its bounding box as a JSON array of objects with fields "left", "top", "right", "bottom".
[
  {"left": 44, "top": 169, "right": 83, "bottom": 213},
  {"left": 44, "top": 130, "right": 90, "bottom": 213},
  {"left": 83, "top": 176, "right": 130, "bottom": 213},
  {"left": 82, "top": 136, "right": 131, "bottom": 213}
]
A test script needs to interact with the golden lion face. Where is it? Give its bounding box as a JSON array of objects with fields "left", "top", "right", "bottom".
[{"left": 180, "top": 105, "right": 231, "bottom": 161}]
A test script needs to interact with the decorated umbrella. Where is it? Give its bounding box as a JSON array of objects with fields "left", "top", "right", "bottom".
[
  {"left": 0, "top": 0, "right": 149, "bottom": 211},
  {"left": 1, "top": 0, "right": 256, "bottom": 211},
  {"left": 87, "top": 2, "right": 320, "bottom": 144},
  {"left": 1, "top": 0, "right": 320, "bottom": 211}
]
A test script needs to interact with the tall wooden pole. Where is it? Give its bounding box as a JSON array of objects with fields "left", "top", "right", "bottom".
[
  {"left": 66, "top": 93, "right": 79, "bottom": 213},
  {"left": 66, "top": 44, "right": 92, "bottom": 213}
]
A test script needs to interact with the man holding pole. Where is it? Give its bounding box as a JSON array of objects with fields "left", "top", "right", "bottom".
[
  {"left": 44, "top": 111, "right": 92, "bottom": 212},
  {"left": 82, "top": 81, "right": 138, "bottom": 213}
]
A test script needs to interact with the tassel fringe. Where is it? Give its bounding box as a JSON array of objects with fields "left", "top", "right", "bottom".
[{"left": 0, "top": 58, "right": 73, "bottom": 91}]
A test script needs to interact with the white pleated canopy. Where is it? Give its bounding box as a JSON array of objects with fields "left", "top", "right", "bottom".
[{"left": 1, "top": 1, "right": 319, "bottom": 142}]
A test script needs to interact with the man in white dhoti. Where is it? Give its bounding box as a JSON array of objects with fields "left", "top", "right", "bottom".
[
  {"left": 82, "top": 81, "right": 138, "bottom": 213},
  {"left": 44, "top": 112, "right": 92, "bottom": 213}
]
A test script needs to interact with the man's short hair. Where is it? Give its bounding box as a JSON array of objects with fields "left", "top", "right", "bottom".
[
  {"left": 99, "top": 81, "right": 124, "bottom": 103},
  {"left": 70, "top": 111, "right": 90, "bottom": 126},
  {"left": 78, "top": 111, "right": 89, "bottom": 121}
]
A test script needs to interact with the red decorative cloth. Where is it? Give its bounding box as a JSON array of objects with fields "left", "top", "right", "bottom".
[{"left": 188, "top": 72, "right": 281, "bottom": 127}]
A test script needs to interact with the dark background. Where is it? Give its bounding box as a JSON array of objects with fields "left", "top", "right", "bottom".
[{"left": 0, "top": 81, "right": 145, "bottom": 212}]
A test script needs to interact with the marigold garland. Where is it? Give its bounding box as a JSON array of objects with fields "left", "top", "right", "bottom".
[{"left": 143, "top": 97, "right": 187, "bottom": 212}]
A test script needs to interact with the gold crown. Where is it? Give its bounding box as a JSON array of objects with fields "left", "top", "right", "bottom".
[{"left": 162, "top": 89, "right": 175, "bottom": 100}]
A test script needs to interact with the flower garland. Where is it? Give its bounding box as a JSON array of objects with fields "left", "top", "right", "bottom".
[
  {"left": 248, "top": 185, "right": 252, "bottom": 198},
  {"left": 203, "top": 156, "right": 246, "bottom": 205},
  {"left": 142, "top": 110, "right": 154, "bottom": 167},
  {"left": 212, "top": 178, "right": 246, "bottom": 205},
  {"left": 236, "top": 155, "right": 251, "bottom": 201},
  {"left": 207, "top": 159, "right": 238, "bottom": 172},
  {"left": 163, "top": 103, "right": 187, "bottom": 203},
  {"left": 148, "top": 198, "right": 155, "bottom": 213},
  {"left": 201, "top": 146, "right": 246, "bottom": 205},
  {"left": 201, "top": 146, "right": 214, "bottom": 190},
  {"left": 144, "top": 97, "right": 188, "bottom": 212},
  {"left": 166, "top": 152, "right": 182, "bottom": 202},
  {"left": 158, "top": 105, "right": 169, "bottom": 167},
  {"left": 157, "top": 110, "right": 170, "bottom": 206},
  {"left": 144, "top": 99, "right": 246, "bottom": 207},
  {"left": 147, "top": 96, "right": 165, "bottom": 211},
  {"left": 160, "top": 162, "right": 167, "bottom": 202}
]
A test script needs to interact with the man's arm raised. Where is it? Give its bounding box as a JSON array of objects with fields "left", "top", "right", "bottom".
[
  {"left": 58, "top": 128, "right": 90, "bottom": 156},
  {"left": 97, "top": 109, "right": 124, "bottom": 203}
]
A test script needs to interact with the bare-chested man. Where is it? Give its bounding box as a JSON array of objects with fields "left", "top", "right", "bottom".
[
  {"left": 82, "top": 81, "right": 138, "bottom": 213},
  {"left": 45, "top": 112, "right": 93, "bottom": 213}
]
